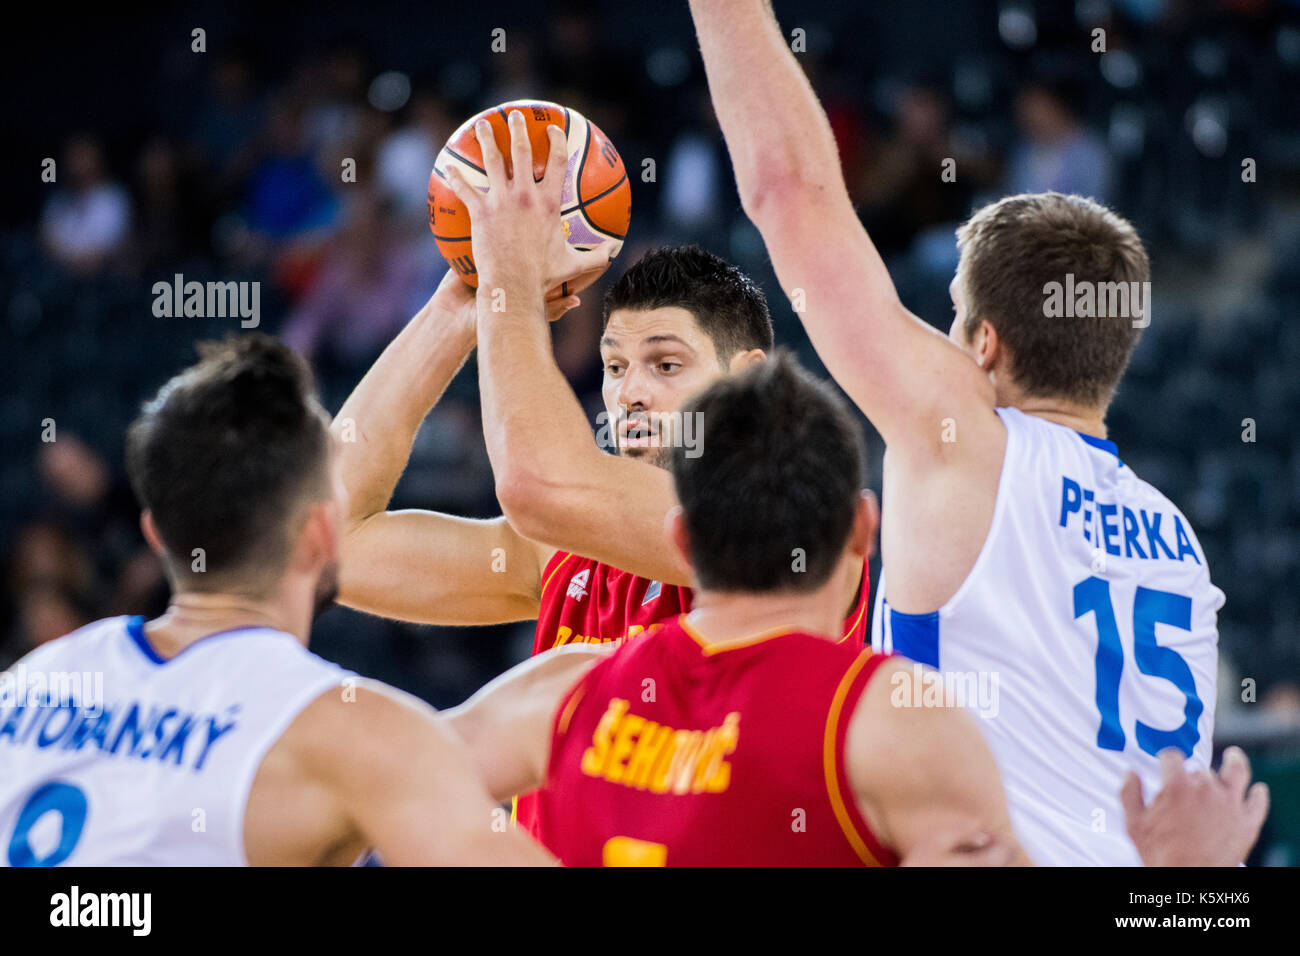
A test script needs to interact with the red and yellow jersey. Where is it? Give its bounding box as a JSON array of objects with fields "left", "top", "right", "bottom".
[
  {"left": 514, "top": 551, "right": 870, "bottom": 834},
  {"left": 529, "top": 550, "right": 869, "bottom": 654},
  {"left": 535, "top": 615, "right": 899, "bottom": 866}
]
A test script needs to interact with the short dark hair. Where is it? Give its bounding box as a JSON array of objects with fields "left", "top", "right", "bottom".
[
  {"left": 671, "top": 351, "right": 863, "bottom": 593},
  {"left": 125, "top": 334, "right": 331, "bottom": 593},
  {"left": 604, "top": 245, "right": 775, "bottom": 362},
  {"left": 957, "top": 192, "right": 1149, "bottom": 407}
]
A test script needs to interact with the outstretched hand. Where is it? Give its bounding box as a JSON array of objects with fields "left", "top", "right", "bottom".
[
  {"left": 442, "top": 110, "right": 610, "bottom": 307},
  {"left": 1121, "top": 746, "right": 1269, "bottom": 866}
]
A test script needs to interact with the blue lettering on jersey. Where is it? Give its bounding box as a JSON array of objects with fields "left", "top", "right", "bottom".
[
  {"left": 0, "top": 695, "right": 241, "bottom": 773},
  {"left": 1059, "top": 476, "right": 1201, "bottom": 563}
]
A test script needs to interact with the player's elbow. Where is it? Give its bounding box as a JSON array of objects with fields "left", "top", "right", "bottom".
[
  {"left": 494, "top": 467, "right": 562, "bottom": 543},
  {"left": 739, "top": 166, "right": 841, "bottom": 228}
]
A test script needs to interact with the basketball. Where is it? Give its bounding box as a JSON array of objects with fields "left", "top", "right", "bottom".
[{"left": 428, "top": 99, "right": 631, "bottom": 287}]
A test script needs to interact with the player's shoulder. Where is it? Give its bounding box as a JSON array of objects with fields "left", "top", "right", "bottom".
[{"left": 7, "top": 615, "right": 132, "bottom": 671}]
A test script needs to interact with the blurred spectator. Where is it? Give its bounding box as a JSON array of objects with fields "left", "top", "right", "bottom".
[
  {"left": 1264, "top": 682, "right": 1300, "bottom": 720},
  {"left": 190, "top": 51, "right": 265, "bottom": 191},
  {"left": 542, "top": 2, "right": 638, "bottom": 144},
  {"left": 17, "top": 581, "right": 96, "bottom": 653},
  {"left": 486, "top": 34, "right": 542, "bottom": 105},
  {"left": 659, "top": 92, "right": 726, "bottom": 245},
  {"left": 127, "top": 136, "right": 208, "bottom": 273},
  {"left": 242, "top": 96, "right": 343, "bottom": 297},
  {"left": 33, "top": 437, "right": 143, "bottom": 591},
  {"left": 39, "top": 134, "right": 132, "bottom": 275},
  {"left": 245, "top": 98, "right": 341, "bottom": 243},
  {"left": 1004, "top": 80, "right": 1112, "bottom": 202},
  {"left": 858, "top": 84, "right": 985, "bottom": 257},
  {"left": 8, "top": 520, "right": 97, "bottom": 601},
  {"left": 376, "top": 88, "right": 453, "bottom": 226},
  {"left": 303, "top": 41, "right": 370, "bottom": 158},
  {"left": 281, "top": 189, "right": 429, "bottom": 374}
]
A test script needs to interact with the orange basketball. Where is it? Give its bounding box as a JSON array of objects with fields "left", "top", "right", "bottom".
[{"left": 428, "top": 100, "right": 631, "bottom": 288}]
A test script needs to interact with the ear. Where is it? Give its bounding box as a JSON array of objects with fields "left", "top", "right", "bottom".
[
  {"left": 727, "top": 348, "right": 766, "bottom": 373},
  {"left": 665, "top": 506, "right": 693, "bottom": 574},
  {"left": 975, "top": 319, "right": 1001, "bottom": 372},
  {"left": 139, "top": 510, "right": 166, "bottom": 557},
  {"left": 292, "top": 500, "right": 341, "bottom": 573},
  {"left": 850, "top": 489, "right": 880, "bottom": 560}
]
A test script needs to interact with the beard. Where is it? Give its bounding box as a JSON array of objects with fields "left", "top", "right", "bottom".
[
  {"left": 620, "top": 441, "right": 674, "bottom": 471},
  {"left": 312, "top": 559, "right": 341, "bottom": 619},
  {"left": 617, "top": 411, "right": 677, "bottom": 471}
]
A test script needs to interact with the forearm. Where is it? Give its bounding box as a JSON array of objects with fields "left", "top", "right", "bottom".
[
  {"left": 336, "top": 511, "right": 543, "bottom": 626},
  {"left": 475, "top": 277, "right": 602, "bottom": 523},
  {"left": 442, "top": 644, "right": 609, "bottom": 802},
  {"left": 333, "top": 291, "right": 476, "bottom": 522},
  {"left": 474, "top": 286, "right": 688, "bottom": 582},
  {"left": 689, "top": 0, "right": 844, "bottom": 212},
  {"left": 690, "top": 0, "right": 901, "bottom": 325},
  {"left": 690, "top": 0, "right": 989, "bottom": 446}
]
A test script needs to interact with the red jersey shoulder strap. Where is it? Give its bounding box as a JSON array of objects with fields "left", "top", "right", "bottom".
[
  {"left": 823, "top": 649, "right": 900, "bottom": 866},
  {"left": 540, "top": 550, "right": 578, "bottom": 602},
  {"left": 837, "top": 561, "right": 870, "bottom": 644}
]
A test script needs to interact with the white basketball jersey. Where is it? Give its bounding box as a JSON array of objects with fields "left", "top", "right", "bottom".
[
  {"left": 872, "top": 406, "right": 1222, "bottom": 866},
  {"left": 0, "top": 616, "right": 351, "bottom": 866}
]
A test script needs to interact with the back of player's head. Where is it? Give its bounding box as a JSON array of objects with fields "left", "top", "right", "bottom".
[
  {"left": 125, "top": 334, "right": 332, "bottom": 594},
  {"left": 671, "top": 350, "right": 863, "bottom": 593},
  {"left": 956, "top": 192, "right": 1149, "bottom": 408},
  {"left": 604, "top": 245, "right": 775, "bottom": 362}
]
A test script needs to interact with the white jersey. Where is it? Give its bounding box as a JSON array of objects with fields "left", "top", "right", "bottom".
[
  {"left": 0, "top": 616, "right": 351, "bottom": 866},
  {"left": 873, "top": 406, "right": 1222, "bottom": 866}
]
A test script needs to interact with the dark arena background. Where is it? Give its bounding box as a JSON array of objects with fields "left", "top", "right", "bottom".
[{"left": 2, "top": 0, "right": 1299, "bottom": 872}]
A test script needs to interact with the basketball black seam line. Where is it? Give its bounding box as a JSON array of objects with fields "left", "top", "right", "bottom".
[
  {"left": 578, "top": 206, "right": 626, "bottom": 243},
  {"left": 561, "top": 171, "right": 627, "bottom": 216},
  {"left": 576, "top": 115, "right": 593, "bottom": 204},
  {"left": 444, "top": 145, "right": 486, "bottom": 176}
]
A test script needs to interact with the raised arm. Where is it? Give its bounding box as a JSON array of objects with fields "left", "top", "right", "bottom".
[
  {"left": 279, "top": 681, "right": 557, "bottom": 865},
  {"left": 687, "top": 0, "right": 998, "bottom": 451},
  {"left": 444, "top": 113, "right": 691, "bottom": 586},
  {"left": 331, "top": 272, "right": 552, "bottom": 625},
  {"left": 442, "top": 642, "right": 611, "bottom": 802}
]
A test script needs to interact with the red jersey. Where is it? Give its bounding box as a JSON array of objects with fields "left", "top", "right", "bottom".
[
  {"left": 529, "top": 550, "right": 869, "bottom": 654},
  {"left": 514, "top": 551, "right": 870, "bottom": 832},
  {"left": 535, "top": 615, "right": 899, "bottom": 866}
]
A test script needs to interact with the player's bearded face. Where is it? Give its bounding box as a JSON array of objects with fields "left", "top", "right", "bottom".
[{"left": 601, "top": 307, "right": 726, "bottom": 471}]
